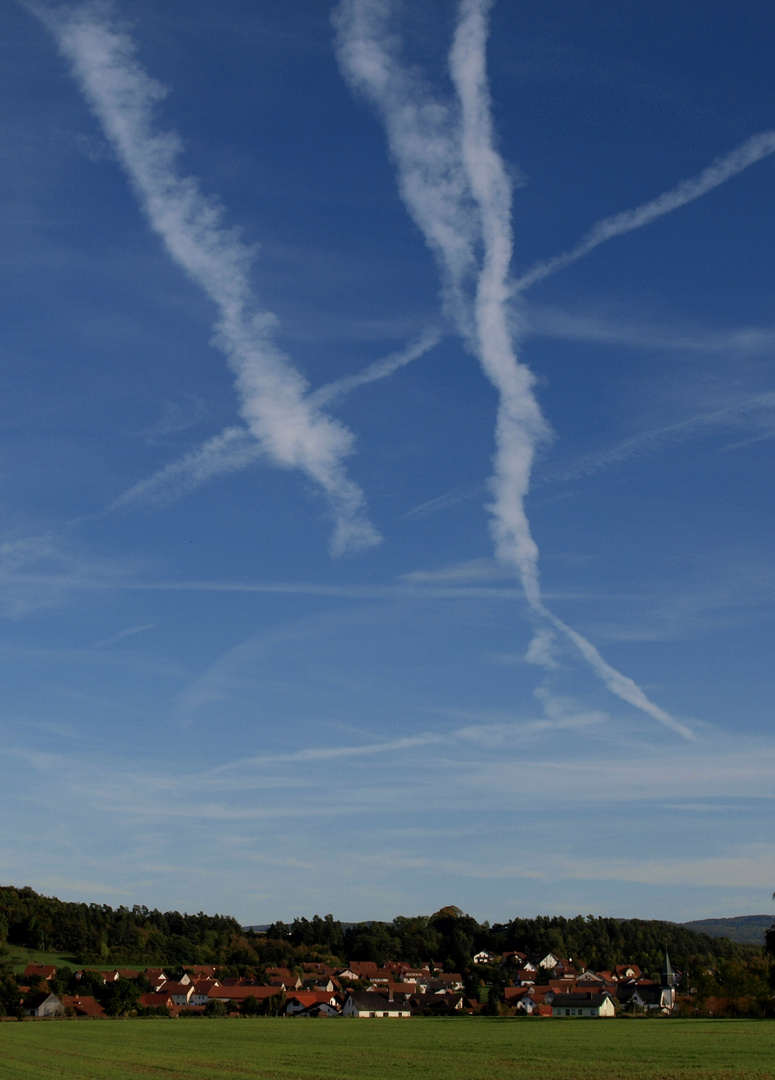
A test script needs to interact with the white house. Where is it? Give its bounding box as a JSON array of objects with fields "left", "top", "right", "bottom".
[
  {"left": 342, "top": 992, "right": 411, "bottom": 1018},
  {"left": 551, "top": 993, "right": 616, "bottom": 1018}
]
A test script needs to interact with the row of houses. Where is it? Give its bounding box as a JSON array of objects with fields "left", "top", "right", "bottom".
[{"left": 18, "top": 949, "right": 678, "bottom": 1019}]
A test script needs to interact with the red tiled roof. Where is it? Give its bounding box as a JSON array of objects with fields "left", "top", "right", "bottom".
[
  {"left": 210, "top": 985, "right": 284, "bottom": 1001},
  {"left": 23, "top": 965, "right": 56, "bottom": 980},
  {"left": 287, "top": 992, "right": 339, "bottom": 1007},
  {"left": 139, "top": 993, "right": 172, "bottom": 1009},
  {"left": 61, "top": 994, "right": 106, "bottom": 1018}
]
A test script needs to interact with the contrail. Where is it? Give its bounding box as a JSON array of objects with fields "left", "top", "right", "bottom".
[
  {"left": 112, "top": 328, "right": 441, "bottom": 511},
  {"left": 449, "top": 0, "right": 549, "bottom": 607},
  {"left": 514, "top": 130, "right": 775, "bottom": 293},
  {"left": 337, "top": 0, "right": 693, "bottom": 738},
  {"left": 547, "top": 614, "right": 694, "bottom": 740},
  {"left": 34, "top": 1, "right": 378, "bottom": 556},
  {"left": 310, "top": 327, "right": 441, "bottom": 407},
  {"left": 332, "top": 0, "right": 480, "bottom": 343},
  {"left": 111, "top": 426, "right": 262, "bottom": 511}
]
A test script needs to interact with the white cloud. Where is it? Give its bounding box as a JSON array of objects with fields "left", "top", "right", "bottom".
[
  {"left": 90, "top": 623, "right": 155, "bottom": 649},
  {"left": 111, "top": 426, "right": 263, "bottom": 511},
  {"left": 541, "top": 392, "right": 775, "bottom": 487},
  {"left": 112, "top": 328, "right": 440, "bottom": 512},
  {"left": 39, "top": 2, "right": 378, "bottom": 555},
  {"left": 524, "top": 628, "right": 558, "bottom": 668},
  {"left": 336, "top": 0, "right": 691, "bottom": 739},
  {"left": 514, "top": 130, "right": 775, "bottom": 293}
]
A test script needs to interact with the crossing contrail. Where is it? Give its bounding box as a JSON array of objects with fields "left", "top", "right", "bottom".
[
  {"left": 34, "top": 0, "right": 379, "bottom": 556},
  {"left": 336, "top": 0, "right": 695, "bottom": 738}
]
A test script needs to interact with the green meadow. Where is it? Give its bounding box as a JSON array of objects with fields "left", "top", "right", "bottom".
[{"left": 0, "top": 1017, "right": 773, "bottom": 1080}]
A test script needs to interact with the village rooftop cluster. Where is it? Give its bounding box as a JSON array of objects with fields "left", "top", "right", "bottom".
[{"left": 17, "top": 948, "right": 678, "bottom": 1020}]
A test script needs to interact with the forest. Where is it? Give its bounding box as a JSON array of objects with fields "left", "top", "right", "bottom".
[{"left": 0, "top": 885, "right": 770, "bottom": 986}]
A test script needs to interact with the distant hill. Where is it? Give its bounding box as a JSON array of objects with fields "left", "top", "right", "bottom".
[{"left": 681, "top": 915, "right": 773, "bottom": 946}]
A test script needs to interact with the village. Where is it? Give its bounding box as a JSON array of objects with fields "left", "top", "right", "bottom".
[{"left": 17, "top": 948, "right": 679, "bottom": 1021}]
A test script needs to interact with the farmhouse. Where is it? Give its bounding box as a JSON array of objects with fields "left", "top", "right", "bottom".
[
  {"left": 24, "top": 991, "right": 64, "bottom": 1017},
  {"left": 342, "top": 991, "right": 411, "bottom": 1018},
  {"left": 551, "top": 992, "right": 616, "bottom": 1018}
]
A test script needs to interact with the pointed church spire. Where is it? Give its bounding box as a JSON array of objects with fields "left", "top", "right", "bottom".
[{"left": 662, "top": 945, "right": 676, "bottom": 988}]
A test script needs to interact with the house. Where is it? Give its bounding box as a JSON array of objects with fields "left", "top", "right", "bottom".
[
  {"left": 138, "top": 992, "right": 173, "bottom": 1012},
  {"left": 208, "top": 985, "right": 285, "bottom": 1007},
  {"left": 62, "top": 994, "right": 106, "bottom": 1018},
  {"left": 190, "top": 980, "right": 221, "bottom": 1005},
  {"left": 399, "top": 968, "right": 430, "bottom": 983},
  {"left": 504, "top": 988, "right": 542, "bottom": 1014},
  {"left": 160, "top": 982, "right": 196, "bottom": 1007},
  {"left": 409, "top": 992, "right": 464, "bottom": 1013},
  {"left": 551, "top": 993, "right": 616, "bottom": 1018},
  {"left": 576, "top": 970, "right": 608, "bottom": 986},
  {"left": 22, "top": 964, "right": 57, "bottom": 983},
  {"left": 301, "top": 976, "right": 337, "bottom": 992},
  {"left": 24, "top": 992, "right": 64, "bottom": 1018},
  {"left": 614, "top": 964, "right": 642, "bottom": 981},
  {"left": 189, "top": 965, "right": 218, "bottom": 979},
  {"left": 617, "top": 983, "right": 675, "bottom": 1013},
  {"left": 342, "top": 991, "right": 411, "bottom": 1018},
  {"left": 473, "top": 951, "right": 494, "bottom": 965},
  {"left": 285, "top": 992, "right": 341, "bottom": 1017},
  {"left": 425, "top": 973, "right": 464, "bottom": 992}
]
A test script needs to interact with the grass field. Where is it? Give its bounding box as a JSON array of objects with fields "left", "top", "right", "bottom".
[
  {"left": 1, "top": 945, "right": 83, "bottom": 973},
  {"left": 0, "top": 1017, "right": 773, "bottom": 1080}
]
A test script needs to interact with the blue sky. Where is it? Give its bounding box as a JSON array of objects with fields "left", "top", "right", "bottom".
[{"left": 1, "top": 0, "right": 774, "bottom": 926}]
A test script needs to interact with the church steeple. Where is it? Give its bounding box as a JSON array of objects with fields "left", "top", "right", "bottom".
[{"left": 662, "top": 946, "right": 676, "bottom": 988}]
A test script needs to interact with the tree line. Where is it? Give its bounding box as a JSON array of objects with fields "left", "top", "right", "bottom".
[
  {"left": 0, "top": 885, "right": 240, "bottom": 965},
  {"left": 265, "top": 905, "right": 761, "bottom": 978},
  {"left": 0, "top": 886, "right": 769, "bottom": 980}
]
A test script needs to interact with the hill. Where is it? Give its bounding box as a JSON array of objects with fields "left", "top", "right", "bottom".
[{"left": 681, "top": 915, "right": 773, "bottom": 946}]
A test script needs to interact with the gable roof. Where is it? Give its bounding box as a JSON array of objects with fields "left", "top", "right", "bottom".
[
  {"left": 345, "top": 991, "right": 410, "bottom": 1013},
  {"left": 23, "top": 965, "right": 57, "bottom": 980},
  {"left": 552, "top": 993, "right": 612, "bottom": 1008},
  {"left": 61, "top": 994, "right": 106, "bottom": 1018}
]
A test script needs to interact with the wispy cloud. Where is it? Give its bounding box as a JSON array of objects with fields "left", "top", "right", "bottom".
[
  {"left": 547, "top": 613, "right": 694, "bottom": 740},
  {"left": 333, "top": 0, "right": 479, "bottom": 339},
  {"left": 90, "top": 622, "right": 155, "bottom": 649},
  {"left": 449, "top": 0, "right": 550, "bottom": 607},
  {"left": 399, "top": 482, "right": 485, "bottom": 521},
  {"left": 112, "top": 328, "right": 440, "bottom": 512},
  {"left": 514, "top": 130, "right": 775, "bottom": 292},
  {"left": 111, "top": 426, "right": 263, "bottom": 511},
  {"left": 400, "top": 557, "right": 512, "bottom": 584},
  {"left": 526, "top": 304, "right": 775, "bottom": 356},
  {"left": 309, "top": 326, "right": 441, "bottom": 407},
  {"left": 35, "top": 1, "right": 378, "bottom": 555},
  {"left": 541, "top": 392, "right": 775, "bottom": 486},
  {"left": 217, "top": 733, "right": 445, "bottom": 771},
  {"left": 139, "top": 395, "right": 206, "bottom": 444},
  {"left": 336, "top": 0, "right": 692, "bottom": 738},
  {"left": 524, "top": 628, "right": 558, "bottom": 668}
]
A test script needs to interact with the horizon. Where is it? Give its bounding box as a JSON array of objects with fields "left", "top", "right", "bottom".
[{"left": 1, "top": 0, "right": 773, "bottom": 925}]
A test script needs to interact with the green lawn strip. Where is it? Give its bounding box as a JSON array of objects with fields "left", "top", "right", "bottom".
[
  {"left": 1, "top": 945, "right": 83, "bottom": 972},
  {"left": 0, "top": 1018, "right": 773, "bottom": 1080}
]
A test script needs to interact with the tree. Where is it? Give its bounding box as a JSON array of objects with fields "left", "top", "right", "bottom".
[
  {"left": 100, "top": 978, "right": 140, "bottom": 1017},
  {"left": 205, "top": 998, "right": 227, "bottom": 1017}
]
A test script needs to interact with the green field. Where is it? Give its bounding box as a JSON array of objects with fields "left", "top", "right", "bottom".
[
  {"left": 1, "top": 945, "right": 83, "bottom": 973},
  {"left": 0, "top": 1018, "right": 773, "bottom": 1080}
]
